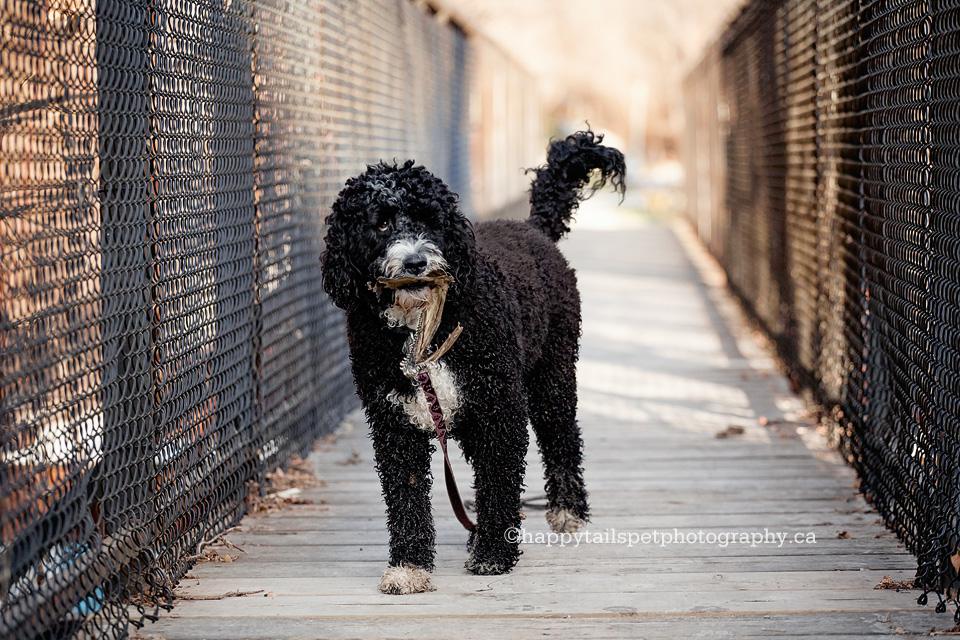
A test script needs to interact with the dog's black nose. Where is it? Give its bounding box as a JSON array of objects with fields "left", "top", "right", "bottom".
[{"left": 403, "top": 255, "right": 428, "bottom": 273}]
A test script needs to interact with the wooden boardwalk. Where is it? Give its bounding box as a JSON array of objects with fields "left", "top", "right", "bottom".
[{"left": 144, "top": 202, "right": 943, "bottom": 639}]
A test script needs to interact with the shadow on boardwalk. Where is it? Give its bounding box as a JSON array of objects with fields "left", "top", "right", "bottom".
[{"left": 145, "top": 198, "right": 939, "bottom": 639}]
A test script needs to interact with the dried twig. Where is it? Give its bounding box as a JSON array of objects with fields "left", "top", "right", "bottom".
[
  {"left": 176, "top": 589, "right": 263, "bottom": 601},
  {"left": 182, "top": 527, "right": 245, "bottom": 563},
  {"left": 195, "top": 527, "right": 244, "bottom": 556}
]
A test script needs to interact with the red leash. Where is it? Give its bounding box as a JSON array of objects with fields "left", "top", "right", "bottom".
[{"left": 414, "top": 370, "right": 475, "bottom": 532}]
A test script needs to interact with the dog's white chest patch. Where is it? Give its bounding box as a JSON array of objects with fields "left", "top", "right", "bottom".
[{"left": 387, "top": 361, "right": 461, "bottom": 432}]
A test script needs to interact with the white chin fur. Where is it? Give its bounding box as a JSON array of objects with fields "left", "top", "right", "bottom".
[
  {"left": 381, "top": 288, "right": 429, "bottom": 329},
  {"left": 379, "top": 564, "right": 436, "bottom": 594},
  {"left": 382, "top": 305, "right": 422, "bottom": 330}
]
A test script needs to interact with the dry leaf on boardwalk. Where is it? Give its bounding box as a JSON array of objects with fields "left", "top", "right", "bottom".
[
  {"left": 874, "top": 574, "right": 914, "bottom": 590},
  {"left": 248, "top": 454, "right": 322, "bottom": 514},
  {"left": 715, "top": 425, "right": 745, "bottom": 438}
]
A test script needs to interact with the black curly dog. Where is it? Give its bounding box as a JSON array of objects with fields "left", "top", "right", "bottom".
[{"left": 321, "top": 131, "right": 625, "bottom": 593}]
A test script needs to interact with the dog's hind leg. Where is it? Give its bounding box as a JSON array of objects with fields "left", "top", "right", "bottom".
[
  {"left": 528, "top": 326, "right": 589, "bottom": 533},
  {"left": 370, "top": 417, "right": 437, "bottom": 594}
]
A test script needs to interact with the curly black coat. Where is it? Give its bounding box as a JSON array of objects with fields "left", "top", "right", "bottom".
[{"left": 321, "top": 131, "right": 625, "bottom": 581}]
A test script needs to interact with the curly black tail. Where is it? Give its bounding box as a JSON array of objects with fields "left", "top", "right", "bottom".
[{"left": 527, "top": 129, "right": 626, "bottom": 242}]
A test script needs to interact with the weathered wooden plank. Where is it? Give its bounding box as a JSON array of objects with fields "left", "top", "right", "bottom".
[
  {"left": 314, "top": 461, "right": 856, "bottom": 480},
  {"left": 205, "top": 544, "right": 913, "bottom": 566},
  {"left": 295, "top": 487, "right": 860, "bottom": 505},
  {"left": 211, "top": 544, "right": 906, "bottom": 565},
  {"left": 142, "top": 588, "right": 923, "bottom": 618},
  {"left": 313, "top": 471, "right": 856, "bottom": 486},
  {"left": 250, "top": 498, "right": 876, "bottom": 519},
  {"left": 240, "top": 512, "right": 881, "bottom": 533},
  {"left": 142, "top": 611, "right": 948, "bottom": 640},
  {"left": 172, "top": 570, "right": 914, "bottom": 597},
  {"left": 224, "top": 526, "right": 898, "bottom": 549},
  {"left": 313, "top": 446, "right": 841, "bottom": 463},
  {"left": 183, "top": 554, "right": 915, "bottom": 579}
]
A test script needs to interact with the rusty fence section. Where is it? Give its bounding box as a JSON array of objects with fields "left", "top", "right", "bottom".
[
  {"left": 685, "top": 0, "right": 960, "bottom": 617},
  {"left": 0, "top": 1, "right": 540, "bottom": 637}
]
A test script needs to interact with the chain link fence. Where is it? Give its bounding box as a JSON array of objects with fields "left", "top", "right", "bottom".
[
  {"left": 685, "top": 0, "right": 960, "bottom": 618},
  {"left": 0, "top": 0, "right": 512, "bottom": 637}
]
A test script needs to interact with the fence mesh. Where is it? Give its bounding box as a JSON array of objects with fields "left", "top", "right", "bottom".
[
  {"left": 686, "top": 0, "right": 960, "bottom": 618},
  {"left": 0, "top": 0, "right": 473, "bottom": 637}
]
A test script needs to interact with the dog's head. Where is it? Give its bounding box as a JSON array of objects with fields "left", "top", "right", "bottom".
[{"left": 321, "top": 161, "right": 475, "bottom": 324}]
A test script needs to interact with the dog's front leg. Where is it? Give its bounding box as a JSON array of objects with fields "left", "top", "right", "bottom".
[
  {"left": 370, "top": 414, "right": 437, "bottom": 594},
  {"left": 459, "top": 388, "right": 529, "bottom": 576}
]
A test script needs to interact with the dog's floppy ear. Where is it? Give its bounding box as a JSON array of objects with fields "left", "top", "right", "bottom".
[{"left": 321, "top": 192, "right": 366, "bottom": 311}]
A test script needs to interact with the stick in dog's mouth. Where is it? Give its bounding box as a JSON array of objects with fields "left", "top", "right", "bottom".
[
  {"left": 373, "top": 270, "right": 454, "bottom": 296},
  {"left": 372, "top": 270, "right": 462, "bottom": 375}
]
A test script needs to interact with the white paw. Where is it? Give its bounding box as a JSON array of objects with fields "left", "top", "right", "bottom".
[
  {"left": 546, "top": 508, "right": 586, "bottom": 534},
  {"left": 378, "top": 564, "right": 436, "bottom": 594}
]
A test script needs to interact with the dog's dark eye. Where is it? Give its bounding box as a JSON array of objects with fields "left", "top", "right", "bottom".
[{"left": 377, "top": 221, "right": 390, "bottom": 232}]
